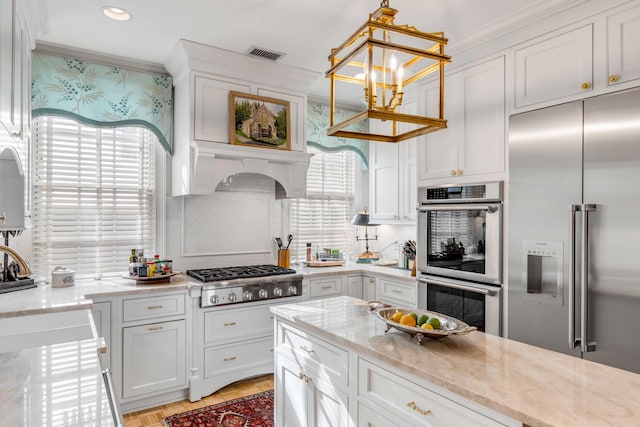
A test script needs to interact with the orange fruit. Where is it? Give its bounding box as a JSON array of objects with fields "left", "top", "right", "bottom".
[{"left": 399, "top": 314, "right": 417, "bottom": 327}]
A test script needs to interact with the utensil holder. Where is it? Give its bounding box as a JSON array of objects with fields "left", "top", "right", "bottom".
[{"left": 278, "top": 249, "right": 290, "bottom": 268}]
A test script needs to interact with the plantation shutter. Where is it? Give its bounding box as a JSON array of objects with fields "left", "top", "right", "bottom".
[
  {"left": 290, "top": 147, "right": 356, "bottom": 262},
  {"left": 32, "top": 115, "right": 156, "bottom": 281}
]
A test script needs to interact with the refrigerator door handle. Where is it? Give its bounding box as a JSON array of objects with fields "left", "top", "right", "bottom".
[
  {"left": 569, "top": 204, "right": 579, "bottom": 349},
  {"left": 581, "top": 204, "right": 597, "bottom": 353}
]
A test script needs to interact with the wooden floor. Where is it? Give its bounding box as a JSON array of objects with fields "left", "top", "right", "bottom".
[{"left": 123, "top": 374, "right": 274, "bottom": 427}]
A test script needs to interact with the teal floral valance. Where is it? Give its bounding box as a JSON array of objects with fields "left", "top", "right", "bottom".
[
  {"left": 31, "top": 52, "right": 173, "bottom": 154},
  {"left": 307, "top": 103, "right": 368, "bottom": 167}
]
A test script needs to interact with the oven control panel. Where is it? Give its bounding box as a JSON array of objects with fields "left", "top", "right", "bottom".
[{"left": 201, "top": 280, "right": 302, "bottom": 308}]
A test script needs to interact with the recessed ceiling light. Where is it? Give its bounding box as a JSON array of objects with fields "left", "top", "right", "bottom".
[{"left": 102, "top": 6, "right": 131, "bottom": 21}]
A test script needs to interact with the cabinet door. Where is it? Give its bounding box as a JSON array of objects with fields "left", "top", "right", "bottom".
[
  {"left": 607, "top": 4, "right": 640, "bottom": 86},
  {"left": 363, "top": 276, "right": 376, "bottom": 301},
  {"left": 0, "top": 0, "right": 19, "bottom": 136},
  {"left": 308, "top": 276, "right": 343, "bottom": 299},
  {"left": 418, "top": 79, "right": 458, "bottom": 180},
  {"left": 369, "top": 141, "right": 399, "bottom": 221},
  {"left": 193, "top": 76, "right": 251, "bottom": 143},
  {"left": 514, "top": 25, "right": 593, "bottom": 108},
  {"left": 457, "top": 56, "right": 505, "bottom": 177},
  {"left": 275, "top": 354, "right": 308, "bottom": 427},
  {"left": 399, "top": 139, "right": 417, "bottom": 221},
  {"left": 122, "top": 319, "right": 186, "bottom": 399},
  {"left": 358, "top": 401, "right": 398, "bottom": 427},
  {"left": 310, "top": 376, "right": 349, "bottom": 427},
  {"left": 345, "top": 275, "right": 363, "bottom": 299},
  {"left": 377, "top": 278, "right": 416, "bottom": 307},
  {"left": 91, "top": 302, "right": 111, "bottom": 369}
]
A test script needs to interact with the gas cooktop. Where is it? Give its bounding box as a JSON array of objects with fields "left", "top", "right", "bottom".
[{"left": 186, "top": 264, "right": 297, "bottom": 283}]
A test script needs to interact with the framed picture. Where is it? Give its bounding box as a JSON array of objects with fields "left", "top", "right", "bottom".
[{"left": 229, "top": 91, "right": 291, "bottom": 150}]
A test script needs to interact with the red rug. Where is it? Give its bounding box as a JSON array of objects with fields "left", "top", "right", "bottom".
[{"left": 162, "top": 390, "right": 274, "bottom": 427}]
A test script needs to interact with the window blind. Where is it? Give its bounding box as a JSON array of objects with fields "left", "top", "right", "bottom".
[
  {"left": 290, "top": 147, "right": 356, "bottom": 261},
  {"left": 32, "top": 116, "right": 156, "bottom": 281}
]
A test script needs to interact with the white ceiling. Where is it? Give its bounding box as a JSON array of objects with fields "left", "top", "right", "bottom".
[{"left": 38, "top": 0, "right": 574, "bottom": 103}]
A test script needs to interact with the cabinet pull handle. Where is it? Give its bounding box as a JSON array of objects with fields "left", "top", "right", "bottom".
[
  {"left": 223, "top": 322, "right": 237, "bottom": 326},
  {"left": 450, "top": 170, "right": 456, "bottom": 176},
  {"left": 223, "top": 356, "right": 237, "bottom": 362},
  {"left": 300, "top": 345, "right": 315, "bottom": 353},
  {"left": 270, "top": 316, "right": 274, "bottom": 320},
  {"left": 11, "top": 131, "right": 21, "bottom": 138},
  {"left": 369, "top": 279, "right": 375, "bottom": 283},
  {"left": 581, "top": 82, "right": 591, "bottom": 90},
  {"left": 407, "top": 401, "right": 431, "bottom": 416},
  {"left": 269, "top": 349, "right": 274, "bottom": 352},
  {"left": 0, "top": 213, "right": 5, "bottom": 224},
  {"left": 148, "top": 326, "right": 163, "bottom": 331},
  {"left": 392, "top": 289, "right": 402, "bottom": 294},
  {"left": 609, "top": 74, "right": 619, "bottom": 83},
  {"left": 298, "top": 372, "right": 305, "bottom": 380},
  {"left": 147, "top": 305, "right": 163, "bottom": 310},
  {"left": 321, "top": 286, "right": 332, "bottom": 290},
  {"left": 456, "top": 169, "right": 463, "bottom": 175}
]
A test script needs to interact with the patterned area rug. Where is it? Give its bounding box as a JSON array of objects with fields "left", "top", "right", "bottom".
[{"left": 162, "top": 390, "right": 274, "bottom": 427}]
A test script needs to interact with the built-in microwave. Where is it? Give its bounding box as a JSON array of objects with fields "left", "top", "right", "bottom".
[{"left": 417, "top": 182, "right": 503, "bottom": 285}]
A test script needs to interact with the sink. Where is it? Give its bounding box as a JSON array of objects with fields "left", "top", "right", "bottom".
[{"left": 0, "top": 309, "right": 97, "bottom": 353}]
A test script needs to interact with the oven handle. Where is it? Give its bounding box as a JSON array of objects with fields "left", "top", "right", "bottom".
[
  {"left": 418, "top": 204, "right": 499, "bottom": 212},
  {"left": 417, "top": 276, "right": 499, "bottom": 296}
]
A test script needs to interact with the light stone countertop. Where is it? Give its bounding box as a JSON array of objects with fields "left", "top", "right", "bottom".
[
  {"left": 296, "top": 262, "right": 416, "bottom": 282},
  {"left": 0, "top": 338, "right": 115, "bottom": 427},
  {"left": 271, "top": 296, "right": 640, "bottom": 427}
]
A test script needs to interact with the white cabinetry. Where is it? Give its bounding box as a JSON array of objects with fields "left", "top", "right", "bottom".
[
  {"left": 369, "top": 99, "right": 418, "bottom": 223},
  {"left": 305, "top": 275, "right": 344, "bottom": 299},
  {"left": 345, "top": 275, "right": 363, "bottom": 299},
  {"left": 363, "top": 276, "right": 376, "bottom": 301},
  {"left": 607, "top": 3, "right": 640, "bottom": 87},
  {"left": 191, "top": 300, "right": 279, "bottom": 400},
  {"left": 275, "top": 320, "right": 349, "bottom": 427},
  {"left": 376, "top": 277, "right": 416, "bottom": 307},
  {"left": 514, "top": 25, "right": 593, "bottom": 109},
  {"left": 358, "top": 358, "right": 513, "bottom": 426},
  {"left": 418, "top": 56, "right": 505, "bottom": 184}
]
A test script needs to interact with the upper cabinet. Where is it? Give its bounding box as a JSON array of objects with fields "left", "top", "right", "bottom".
[
  {"left": 607, "top": 3, "right": 640, "bottom": 87},
  {"left": 164, "top": 41, "right": 318, "bottom": 197},
  {"left": 369, "top": 99, "right": 418, "bottom": 223},
  {"left": 418, "top": 56, "right": 505, "bottom": 184},
  {"left": 514, "top": 25, "right": 593, "bottom": 109}
]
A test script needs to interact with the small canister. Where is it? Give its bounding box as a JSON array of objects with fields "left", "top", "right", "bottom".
[{"left": 51, "top": 266, "right": 75, "bottom": 288}]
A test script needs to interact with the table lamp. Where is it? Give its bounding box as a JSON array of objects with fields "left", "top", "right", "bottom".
[{"left": 351, "top": 208, "right": 380, "bottom": 263}]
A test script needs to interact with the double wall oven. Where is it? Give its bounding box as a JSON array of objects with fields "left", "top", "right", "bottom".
[{"left": 416, "top": 182, "right": 503, "bottom": 335}]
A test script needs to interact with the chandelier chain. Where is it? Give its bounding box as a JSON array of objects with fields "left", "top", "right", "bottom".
[{"left": 380, "top": 0, "right": 389, "bottom": 7}]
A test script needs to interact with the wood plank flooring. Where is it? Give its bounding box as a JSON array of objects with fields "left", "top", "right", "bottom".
[{"left": 123, "top": 374, "right": 274, "bottom": 427}]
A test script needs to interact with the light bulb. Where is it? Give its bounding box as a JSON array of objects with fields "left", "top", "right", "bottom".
[{"left": 397, "top": 65, "right": 404, "bottom": 92}]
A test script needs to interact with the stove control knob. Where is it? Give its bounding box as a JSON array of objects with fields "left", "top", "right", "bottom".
[
  {"left": 243, "top": 290, "right": 253, "bottom": 301},
  {"left": 209, "top": 294, "right": 219, "bottom": 305},
  {"left": 288, "top": 285, "right": 298, "bottom": 295},
  {"left": 273, "top": 286, "right": 283, "bottom": 297},
  {"left": 259, "top": 288, "right": 269, "bottom": 299},
  {"left": 228, "top": 292, "right": 237, "bottom": 302}
]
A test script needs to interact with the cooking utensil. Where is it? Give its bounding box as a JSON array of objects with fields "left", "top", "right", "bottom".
[
  {"left": 285, "top": 234, "right": 293, "bottom": 249},
  {"left": 274, "top": 237, "right": 283, "bottom": 249}
]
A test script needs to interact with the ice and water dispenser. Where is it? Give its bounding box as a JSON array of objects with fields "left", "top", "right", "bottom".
[{"left": 522, "top": 240, "right": 563, "bottom": 304}]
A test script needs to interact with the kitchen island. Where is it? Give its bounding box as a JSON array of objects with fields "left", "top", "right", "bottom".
[{"left": 271, "top": 296, "right": 640, "bottom": 427}]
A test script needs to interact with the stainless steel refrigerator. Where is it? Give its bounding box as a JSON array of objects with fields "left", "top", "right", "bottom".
[{"left": 508, "top": 87, "right": 640, "bottom": 374}]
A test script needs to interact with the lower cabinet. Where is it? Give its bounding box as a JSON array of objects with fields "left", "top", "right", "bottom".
[
  {"left": 306, "top": 275, "right": 344, "bottom": 299},
  {"left": 91, "top": 301, "right": 111, "bottom": 369},
  {"left": 345, "top": 275, "right": 363, "bottom": 299},
  {"left": 376, "top": 277, "right": 416, "bottom": 307},
  {"left": 274, "top": 319, "right": 519, "bottom": 427},
  {"left": 363, "top": 276, "right": 376, "bottom": 301},
  {"left": 122, "top": 319, "right": 186, "bottom": 399}
]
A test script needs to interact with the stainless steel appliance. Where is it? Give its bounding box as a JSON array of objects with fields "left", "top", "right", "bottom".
[
  {"left": 417, "top": 182, "right": 503, "bottom": 285},
  {"left": 187, "top": 264, "right": 303, "bottom": 307},
  {"left": 508, "top": 87, "right": 640, "bottom": 373},
  {"left": 417, "top": 275, "right": 502, "bottom": 335}
]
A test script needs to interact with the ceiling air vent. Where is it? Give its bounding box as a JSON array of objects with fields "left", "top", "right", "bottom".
[{"left": 246, "top": 46, "right": 286, "bottom": 62}]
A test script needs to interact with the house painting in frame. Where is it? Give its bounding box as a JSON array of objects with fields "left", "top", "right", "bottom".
[{"left": 230, "top": 91, "right": 290, "bottom": 150}]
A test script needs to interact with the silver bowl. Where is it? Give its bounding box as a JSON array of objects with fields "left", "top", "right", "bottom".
[{"left": 373, "top": 307, "right": 477, "bottom": 344}]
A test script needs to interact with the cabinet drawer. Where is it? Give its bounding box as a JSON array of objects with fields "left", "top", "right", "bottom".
[
  {"left": 359, "top": 359, "right": 506, "bottom": 427},
  {"left": 204, "top": 336, "right": 273, "bottom": 377},
  {"left": 308, "top": 277, "right": 343, "bottom": 299},
  {"left": 377, "top": 279, "right": 416, "bottom": 306},
  {"left": 123, "top": 293, "right": 185, "bottom": 322},
  {"left": 277, "top": 321, "right": 348, "bottom": 387},
  {"left": 204, "top": 304, "right": 273, "bottom": 344}
]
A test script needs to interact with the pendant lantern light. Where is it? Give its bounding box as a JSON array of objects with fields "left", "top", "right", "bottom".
[{"left": 326, "top": 0, "right": 450, "bottom": 143}]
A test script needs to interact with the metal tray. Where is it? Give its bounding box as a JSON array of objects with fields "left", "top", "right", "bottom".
[{"left": 373, "top": 307, "right": 477, "bottom": 344}]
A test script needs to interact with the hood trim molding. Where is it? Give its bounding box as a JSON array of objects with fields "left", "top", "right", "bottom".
[{"left": 190, "top": 141, "right": 313, "bottom": 199}]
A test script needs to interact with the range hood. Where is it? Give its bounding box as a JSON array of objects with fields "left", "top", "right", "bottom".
[
  {"left": 189, "top": 141, "right": 313, "bottom": 199},
  {"left": 165, "top": 40, "right": 320, "bottom": 199}
]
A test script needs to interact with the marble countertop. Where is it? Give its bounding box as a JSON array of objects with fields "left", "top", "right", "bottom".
[
  {"left": 271, "top": 296, "right": 640, "bottom": 427},
  {"left": 296, "top": 262, "right": 416, "bottom": 281},
  {"left": 0, "top": 339, "right": 116, "bottom": 426}
]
